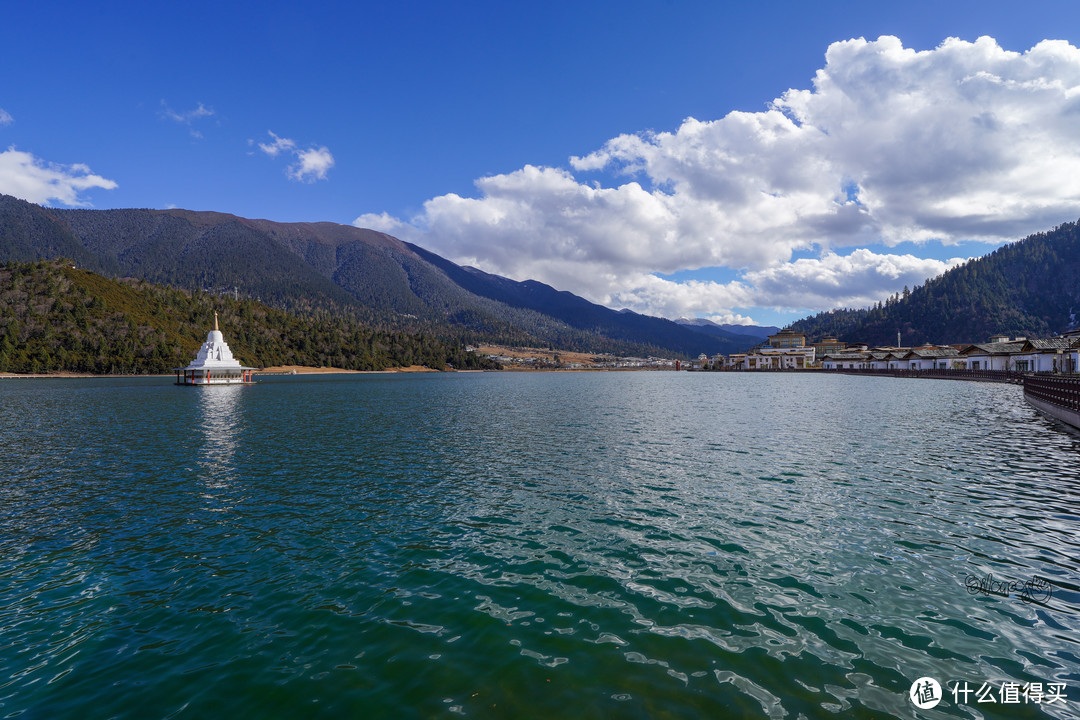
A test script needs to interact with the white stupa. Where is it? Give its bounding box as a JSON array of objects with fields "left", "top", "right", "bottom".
[{"left": 174, "top": 312, "right": 256, "bottom": 385}]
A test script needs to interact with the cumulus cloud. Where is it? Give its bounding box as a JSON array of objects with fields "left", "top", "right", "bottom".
[
  {"left": 604, "top": 273, "right": 756, "bottom": 321},
  {"left": 740, "top": 250, "right": 968, "bottom": 310},
  {"left": 0, "top": 146, "right": 117, "bottom": 206},
  {"left": 257, "top": 131, "right": 333, "bottom": 182},
  {"left": 0, "top": 109, "right": 13, "bottom": 126},
  {"left": 537, "top": 249, "right": 965, "bottom": 320},
  {"left": 356, "top": 36, "right": 1080, "bottom": 320},
  {"left": 703, "top": 312, "right": 760, "bottom": 326},
  {"left": 289, "top": 146, "right": 334, "bottom": 182}
]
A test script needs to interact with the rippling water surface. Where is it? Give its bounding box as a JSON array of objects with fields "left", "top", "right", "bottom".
[{"left": 2, "top": 372, "right": 1079, "bottom": 718}]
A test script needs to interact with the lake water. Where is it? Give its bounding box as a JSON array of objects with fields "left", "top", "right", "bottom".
[{"left": 2, "top": 371, "right": 1079, "bottom": 718}]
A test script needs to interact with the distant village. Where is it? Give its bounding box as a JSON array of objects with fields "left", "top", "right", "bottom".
[
  {"left": 474, "top": 345, "right": 680, "bottom": 370},
  {"left": 478, "top": 329, "right": 1080, "bottom": 373},
  {"left": 696, "top": 328, "right": 1080, "bottom": 373}
]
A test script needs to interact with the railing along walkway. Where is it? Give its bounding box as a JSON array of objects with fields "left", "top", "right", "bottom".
[
  {"left": 1023, "top": 374, "right": 1080, "bottom": 413},
  {"left": 824, "top": 368, "right": 1025, "bottom": 384}
]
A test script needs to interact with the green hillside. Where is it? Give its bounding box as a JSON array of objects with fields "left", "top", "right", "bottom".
[
  {"left": 0, "top": 195, "right": 746, "bottom": 358},
  {"left": 0, "top": 260, "right": 498, "bottom": 374},
  {"left": 789, "top": 221, "right": 1080, "bottom": 345}
]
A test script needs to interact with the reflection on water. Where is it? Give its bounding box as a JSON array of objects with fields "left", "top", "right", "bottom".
[{"left": 195, "top": 385, "right": 244, "bottom": 508}]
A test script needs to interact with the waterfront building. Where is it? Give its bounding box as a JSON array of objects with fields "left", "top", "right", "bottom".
[
  {"left": 1013, "top": 337, "right": 1079, "bottom": 373},
  {"left": 861, "top": 348, "right": 911, "bottom": 370},
  {"left": 820, "top": 351, "right": 871, "bottom": 369},
  {"left": 903, "top": 345, "right": 960, "bottom": 370},
  {"left": 767, "top": 329, "right": 807, "bottom": 349},
  {"left": 868, "top": 350, "right": 899, "bottom": 370},
  {"left": 959, "top": 339, "right": 1026, "bottom": 370},
  {"left": 725, "top": 344, "right": 815, "bottom": 370},
  {"left": 812, "top": 336, "right": 846, "bottom": 359},
  {"left": 724, "top": 329, "right": 816, "bottom": 369},
  {"left": 174, "top": 312, "right": 256, "bottom": 385}
]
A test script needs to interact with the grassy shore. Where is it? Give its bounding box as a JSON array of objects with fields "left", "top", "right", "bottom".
[{"left": 255, "top": 364, "right": 440, "bottom": 375}]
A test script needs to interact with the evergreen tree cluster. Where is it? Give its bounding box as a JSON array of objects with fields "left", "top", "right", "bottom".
[{"left": 0, "top": 260, "right": 500, "bottom": 374}]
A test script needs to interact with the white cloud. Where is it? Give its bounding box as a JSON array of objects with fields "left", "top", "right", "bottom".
[
  {"left": 160, "top": 101, "right": 214, "bottom": 138},
  {"left": 703, "top": 313, "right": 759, "bottom": 326},
  {"left": 0, "top": 146, "right": 117, "bottom": 206},
  {"left": 258, "top": 131, "right": 333, "bottom": 182},
  {"left": 289, "top": 146, "right": 334, "bottom": 182},
  {"left": 740, "top": 250, "right": 968, "bottom": 310},
  {"left": 257, "top": 130, "right": 296, "bottom": 158},
  {"left": 0, "top": 109, "right": 12, "bottom": 126},
  {"left": 355, "top": 211, "right": 415, "bottom": 237},
  {"left": 605, "top": 272, "right": 756, "bottom": 320},
  {"left": 356, "top": 36, "right": 1080, "bottom": 321},
  {"left": 161, "top": 101, "right": 214, "bottom": 124},
  {"left": 548, "top": 250, "right": 965, "bottom": 320}
]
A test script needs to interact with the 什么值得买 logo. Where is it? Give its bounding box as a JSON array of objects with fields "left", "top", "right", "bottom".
[
  {"left": 910, "top": 677, "right": 1068, "bottom": 707},
  {"left": 909, "top": 677, "right": 942, "bottom": 709}
]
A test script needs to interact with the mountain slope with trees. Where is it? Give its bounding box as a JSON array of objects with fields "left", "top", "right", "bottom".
[
  {"left": 0, "top": 194, "right": 750, "bottom": 357},
  {"left": 0, "top": 260, "right": 499, "bottom": 374},
  {"left": 789, "top": 221, "right": 1080, "bottom": 346}
]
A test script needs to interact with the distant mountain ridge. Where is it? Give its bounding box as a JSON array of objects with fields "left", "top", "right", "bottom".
[
  {"left": 674, "top": 317, "right": 779, "bottom": 343},
  {"left": 0, "top": 194, "right": 757, "bottom": 357}
]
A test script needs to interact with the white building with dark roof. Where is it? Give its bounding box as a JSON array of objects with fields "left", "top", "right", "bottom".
[
  {"left": 820, "top": 351, "right": 870, "bottom": 369},
  {"left": 903, "top": 346, "right": 961, "bottom": 370},
  {"left": 959, "top": 339, "right": 1026, "bottom": 371},
  {"left": 1013, "top": 337, "right": 1079, "bottom": 373}
]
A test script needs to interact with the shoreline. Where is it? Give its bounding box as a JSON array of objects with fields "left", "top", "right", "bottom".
[
  {"left": 255, "top": 364, "right": 440, "bottom": 375},
  {"left": 0, "top": 364, "right": 445, "bottom": 380}
]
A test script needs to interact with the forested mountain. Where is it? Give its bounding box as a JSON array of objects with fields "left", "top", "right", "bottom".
[
  {"left": 0, "top": 260, "right": 499, "bottom": 374},
  {"left": 789, "top": 221, "right": 1080, "bottom": 346},
  {"left": 0, "top": 194, "right": 748, "bottom": 357},
  {"left": 404, "top": 242, "right": 748, "bottom": 355}
]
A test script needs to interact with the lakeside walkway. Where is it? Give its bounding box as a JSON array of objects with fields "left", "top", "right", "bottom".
[{"left": 808, "top": 367, "right": 1024, "bottom": 383}]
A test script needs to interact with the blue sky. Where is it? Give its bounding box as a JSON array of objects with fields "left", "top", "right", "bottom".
[{"left": 4, "top": 1, "right": 1080, "bottom": 327}]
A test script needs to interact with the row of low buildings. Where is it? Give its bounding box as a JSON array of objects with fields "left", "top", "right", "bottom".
[
  {"left": 820, "top": 334, "right": 1080, "bottom": 373},
  {"left": 700, "top": 329, "right": 1080, "bottom": 373}
]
